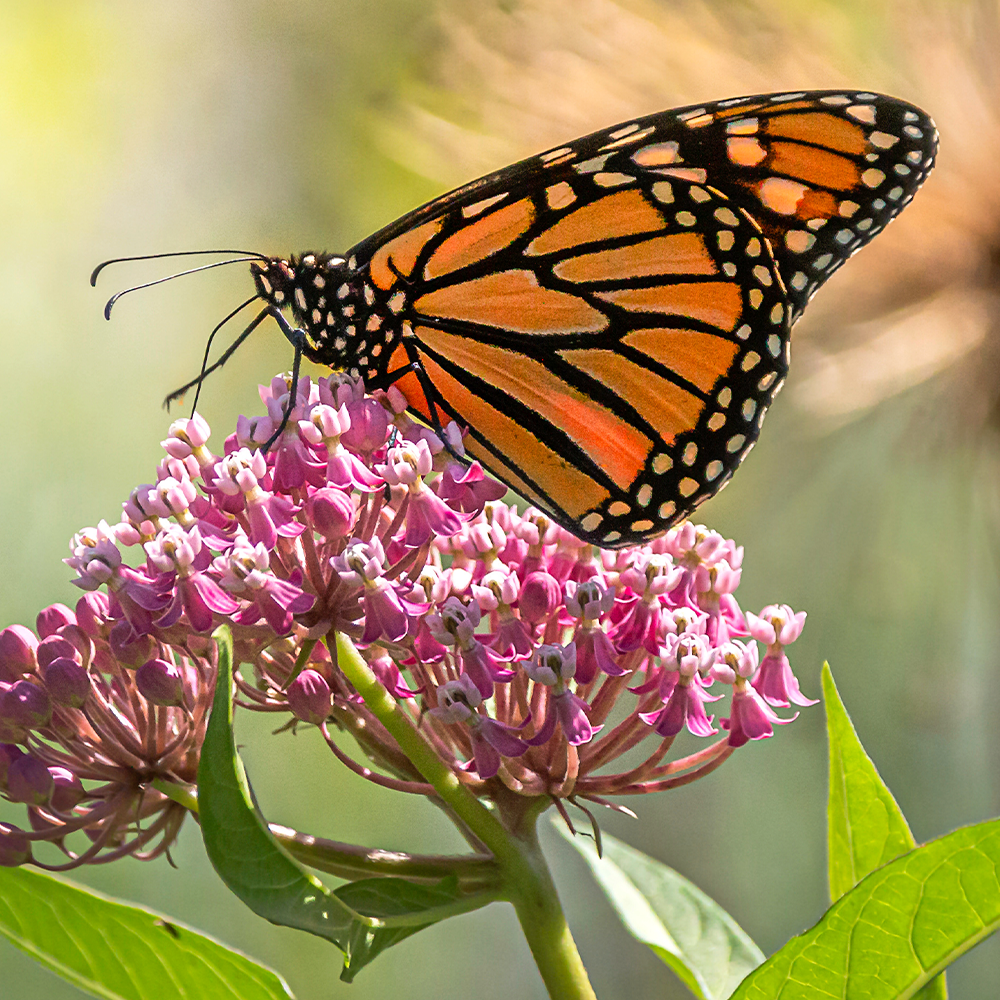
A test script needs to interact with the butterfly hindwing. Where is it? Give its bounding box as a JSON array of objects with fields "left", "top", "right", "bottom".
[{"left": 376, "top": 177, "right": 788, "bottom": 547}]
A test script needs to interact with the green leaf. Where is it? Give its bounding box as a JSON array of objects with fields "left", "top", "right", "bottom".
[
  {"left": 557, "top": 824, "right": 763, "bottom": 1000},
  {"left": 730, "top": 818, "right": 1000, "bottom": 999},
  {"left": 199, "top": 627, "right": 489, "bottom": 982},
  {"left": 334, "top": 876, "right": 463, "bottom": 982},
  {"left": 0, "top": 865, "right": 292, "bottom": 1000},
  {"left": 198, "top": 626, "right": 355, "bottom": 950},
  {"left": 824, "top": 663, "right": 918, "bottom": 899},
  {"left": 823, "top": 663, "right": 946, "bottom": 1000}
]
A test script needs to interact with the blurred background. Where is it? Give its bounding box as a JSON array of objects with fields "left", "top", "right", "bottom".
[{"left": 1, "top": 0, "right": 998, "bottom": 996}]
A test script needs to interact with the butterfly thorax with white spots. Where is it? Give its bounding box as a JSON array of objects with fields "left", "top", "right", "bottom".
[{"left": 252, "top": 253, "right": 399, "bottom": 384}]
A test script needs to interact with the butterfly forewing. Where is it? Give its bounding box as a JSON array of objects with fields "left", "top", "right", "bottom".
[
  {"left": 348, "top": 89, "right": 937, "bottom": 322},
  {"left": 269, "top": 90, "right": 937, "bottom": 547}
]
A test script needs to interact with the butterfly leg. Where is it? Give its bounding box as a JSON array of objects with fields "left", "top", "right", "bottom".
[
  {"left": 262, "top": 306, "right": 310, "bottom": 451},
  {"left": 398, "top": 341, "right": 468, "bottom": 466},
  {"left": 164, "top": 304, "right": 272, "bottom": 411}
]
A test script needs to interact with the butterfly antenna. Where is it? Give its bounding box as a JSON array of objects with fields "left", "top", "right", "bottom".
[
  {"left": 98, "top": 257, "right": 267, "bottom": 319},
  {"left": 90, "top": 249, "right": 267, "bottom": 286}
]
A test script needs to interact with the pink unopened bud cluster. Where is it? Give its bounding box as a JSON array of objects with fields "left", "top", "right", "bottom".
[
  {"left": 0, "top": 605, "right": 208, "bottom": 869},
  {"left": 0, "top": 372, "right": 812, "bottom": 868}
]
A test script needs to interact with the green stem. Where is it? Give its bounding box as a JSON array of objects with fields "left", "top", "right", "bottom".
[
  {"left": 152, "top": 777, "right": 198, "bottom": 812},
  {"left": 153, "top": 774, "right": 500, "bottom": 887},
  {"left": 269, "top": 823, "right": 497, "bottom": 887},
  {"left": 503, "top": 816, "right": 596, "bottom": 1000},
  {"left": 337, "top": 634, "right": 596, "bottom": 1000},
  {"left": 332, "top": 632, "right": 513, "bottom": 860},
  {"left": 333, "top": 633, "right": 595, "bottom": 998}
]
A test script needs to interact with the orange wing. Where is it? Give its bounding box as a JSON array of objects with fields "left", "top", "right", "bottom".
[
  {"left": 369, "top": 180, "right": 787, "bottom": 546},
  {"left": 272, "top": 90, "right": 936, "bottom": 546}
]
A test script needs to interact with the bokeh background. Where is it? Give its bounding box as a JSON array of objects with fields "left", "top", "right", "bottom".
[{"left": 2, "top": 0, "right": 998, "bottom": 996}]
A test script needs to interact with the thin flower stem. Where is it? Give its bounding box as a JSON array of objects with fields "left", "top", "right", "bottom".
[
  {"left": 575, "top": 737, "right": 730, "bottom": 794},
  {"left": 319, "top": 722, "right": 435, "bottom": 794},
  {"left": 91, "top": 805, "right": 177, "bottom": 864},
  {"left": 31, "top": 794, "right": 139, "bottom": 871},
  {"left": 329, "top": 700, "right": 425, "bottom": 780},
  {"left": 577, "top": 709, "right": 642, "bottom": 773},
  {"left": 297, "top": 516, "right": 327, "bottom": 587},
  {"left": 599, "top": 743, "right": 735, "bottom": 794},
  {"left": 20, "top": 797, "right": 121, "bottom": 841}
]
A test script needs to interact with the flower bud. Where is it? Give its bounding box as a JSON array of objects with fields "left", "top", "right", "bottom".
[
  {"left": 0, "top": 625, "right": 37, "bottom": 682},
  {"left": 306, "top": 488, "right": 355, "bottom": 539},
  {"left": 108, "top": 622, "right": 154, "bottom": 669},
  {"left": 36, "top": 636, "right": 79, "bottom": 671},
  {"left": 0, "top": 743, "right": 24, "bottom": 789},
  {"left": 75, "top": 592, "right": 111, "bottom": 637},
  {"left": 340, "top": 397, "right": 388, "bottom": 452},
  {"left": 49, "top": 766, "right": 86, "bottom": 812},
  {"left": 6, "top": 754, "right": 54, "bottom": 806},
  {"left": 0, "top": 824, "right": 31, "bottom": 867},
  {"left": 518, "top": 571, "right": 561, "bottom": 624},
  {"left": 56, "top": 624, "right": 95, "bottom": 667},
  {"left": 135, "top": 658, "right": 184, "bottom": 707},
  {"left": 36, "top": 604, "right": 75, "bottom": 638},
  {"left": 286, "top": 669, "right": 332, "bottom": 725},
  {"left": 44, "top": 657, "right": 91, "bottom": 709},
  {"left": 163, "top": 412, "right": 211, "bottom": 455},
  {"left": 0, "top": 680, "right": 52, "bottom": 738}
]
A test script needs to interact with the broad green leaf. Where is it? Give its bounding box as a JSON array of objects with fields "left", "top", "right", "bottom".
[
  {"left": 731, "top": 818, "right": 1000, "bottom": 999},
  {"left": 824, "top": 663, "right": 918, "bottom": 899},
  {"left": 334, "top": 876, "right": 463, "bottom": 982},
  {"left": 824, "top": 663, "right": 946, "bottom": 1000},
  {"left": 198, "top": 626, "right": 355, "bottom": 950},
  {"left": 557, "top": 824, "right": 763, "bottom": 1000},
  {"left": 200, "top": 627, "right": 490, "bottom": 981},
  {"left": 0, "top": 866, "right": 292, "bottom": 1000}
]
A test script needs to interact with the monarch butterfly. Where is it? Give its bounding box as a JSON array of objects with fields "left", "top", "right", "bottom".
[{"left": 100, "top": 90, "right": 937, "bottom": 548}]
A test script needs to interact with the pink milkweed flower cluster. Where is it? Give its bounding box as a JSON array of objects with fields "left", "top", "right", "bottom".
[{"left": 0, "top": 372, "right": 812, "bottom": 868}]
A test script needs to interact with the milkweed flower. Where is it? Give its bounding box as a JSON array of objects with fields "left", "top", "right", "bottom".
[
  {"left": 714, "top": 639, "right": 795, "bottom": 747},
  {"left": 377, "top": 439, "right": 464, "bottom": 548},
  {"left": 214, "top": 538, "right": 315, "bottom": 634},
  {"left": 641, "top": 633, "right": 719, "bottom": 739},
  {"left": 0, "top": 373, "right": 813, "bottom": 868},
  {"left": 521, "top": 643, "right": 599, "bottom": 747},
  {"left": 746, "top": 604, "right": 816, "bottom": 708},
  {"left": 301, "top": 402, "right": 385, "bottom": 492},
  {"left": 430, "top": 675, "right": 528, "bottom": 779}
]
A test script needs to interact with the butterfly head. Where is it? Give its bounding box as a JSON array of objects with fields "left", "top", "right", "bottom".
[{"left": 251, "top": 252, "right": 350, "bottom": 319}]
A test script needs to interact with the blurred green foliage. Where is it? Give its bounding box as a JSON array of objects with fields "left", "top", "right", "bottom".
[{"left": 1, "top": 1, "right": 996, "bottom": 997}]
